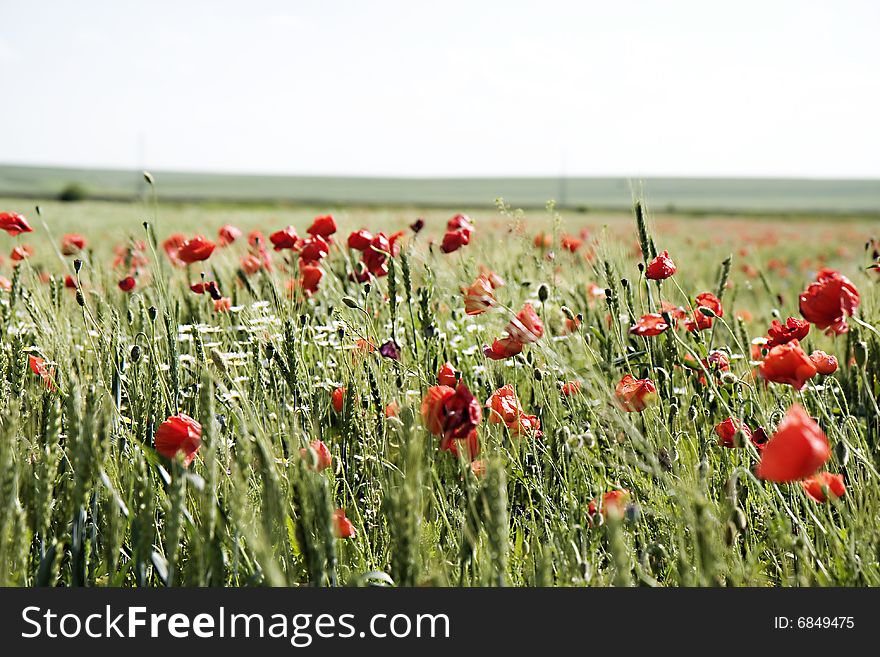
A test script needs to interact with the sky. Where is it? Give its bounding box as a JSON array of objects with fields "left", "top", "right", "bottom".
[{"left": 1, "top": 0, "right": 878, "bottom": 178}]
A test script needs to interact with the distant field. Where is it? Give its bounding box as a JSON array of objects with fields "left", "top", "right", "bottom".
[{"left": 2, "top": 164, "right": 879, "bottom": 214}]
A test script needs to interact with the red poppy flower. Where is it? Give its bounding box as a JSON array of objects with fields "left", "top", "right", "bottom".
[
  {"left": 61, "top": 233, "right": 87, "bottom": 255},
  {"left": 714, "top": 417, "right": 752, "bottom": 449},
  {"left": 347, "top": 229, "right": 373, "bottom": 251},
  {"left": 410, "top": 218, "right": 425, "bottom": 234},
  {"left": 64, "top": 275, "right": 77, "bottom": 289},
  {"left": 213, "top": 297, "right": 232, "bottom": 313},
  {"left": 247, "top": 230, "right": 265, "bottom": 248},
  {"left": 154, "top": 413, "right": 202, "bottom": 467},
  {"left": 118, "top": 276, "right": 136, "bottom": 292},
  {"left": 269, "top": 226, "right": 301, "bottom": 251},
  {"left": 561, "top": 234, "right": 582, "bottom": 252},
  {"left": 217, "top": 224, "right": 242, "bottom": 246},
  {"left": 759, "top": 340, "right": 817, "bottom": 390},
  {"left": 755, "top": 404, "right": 830, "bottom": 482},
  {"left": 483, "top": 337, "right": 524, "bottom": 360},
  {"left": 560, "top": 381, "right": 582, "bottom": 396},
  {"left": 11, "top": 244, "right": 33, "bottom": 261},
  {"left": 332, "top": 387, "right": 345, "bottom": 413},
  {"left": 0, "top": 211, "right": 33, "bottom": 236},
  {"left": 162, "top": 233, "right": 187, "bottom": 267},
  {"left": 299, "top": 236, "right": 330, "bottom": 263},
  {"left": 385, "top": 401, "right": 400, "bottom": 418},
  {"left": 421, "top": 383, "right": 482, "bottom": 441},
  {"left": 300, "top": 439, "right": 332, "bottom": 472},
  {"left": 362, "top": 233, "right": 391, "bottom": 276},
  {"left": 28, "top": 355, "right": 55, "bottom": 390},
  {"left": 799, "top": 268, "right": 860, "bottom": 334},
  {"left": 800, "top": 472, "right": 845, "bottom": 503},
  {"left": 439, "top": 428, "right": 480, "bottom": 460},
  {"left": 508, "top": 413, "right": 542, "bottom": 439},
  {"left": 307, "top": 214, "right": 337, "bottom": 238},
  {"left": 479, "top": 266, "right": 505, "bottom": 288},
  {"left": 447, "top": 213, "right": 475, "bottom": 234},
  {"left": 645, "top": 250, "right": 676, "bottom": 280},
  {"left": 684, "top": 292, "right": 723, "bottom": 331},
  {"left": 462, "top": 275, "right": 495, "bottom": 315},
  {"left": 300, "top": 264, "right": 323, "bottom": 295},
  {"left": 178, "top": 235, "right": 216, "bottom": 264},
  {"left": 630, "top": 313, "right": 669, "bottom": 337},
  {"left": 810, "top": 350, "right": 838, "bottom": 375},
  {"left": 766, "top": 317, "right": 810, "bottom": 348},
  {"left": 507, "top": 304, "right": 544, "bottom": 344},
  {"left": 615, "top": 375, "right": 657, "bottom": 412},
  {"left": 333, "top": 509, "right": 356, "bottom": 539},
  {"left": 588, "top": 489, "right": 631, "bottom": 519},
  {"left": 533, "top": 233, "right": 553, "bottom": 249},
  {"left": 486, "top": 384, "right": 524, "bottom": 425},
  {"left": 440, "top": 229, "right": 470, "bottom": 254},
  {"left": 438, "top": 362, "right": 458, "bottom": 387}
]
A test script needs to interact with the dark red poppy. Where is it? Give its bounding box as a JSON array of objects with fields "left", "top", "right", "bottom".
[
  {"left": 615, "top": 375, "right": 657, "bottom": 412},
  {"left": 800, "top": 472, "right": 845, "bottom": 502},
  {"left": 715, "top": 417, "right": 752, "bottom": 448},
  {"left": 154, "top": 413, "right": 202, "bottom": 467},
  {"left": 61, "top": 233, "right": 87, "bottom": 255},
  {"left": 410, "top": 218, "right": 425, "bottom": 233},
  {"left": 299, "top": 264, "right": 323, "bottom": 296},
  {"left": 300, "top": 439, "right": 332, "bottom": 472},
  {"left": 347, "top": 229, "right": 373, "bottom": 251},
  {"left": 269, "top": 226, "right": 302, "bottom": 251},
  {"left": 755, "top": 404, "right": 830, "bottom": 482},
  {"left": 217, "top": 224, "right": 242, "bottom": 246},
  {"left": 483, "top": 337, "right": 524, "bottom": 360},
  {"left": 362, "top": 233, "right": 390, "bottom": 276},
  {"left": 447, "top": 213, "right": 475, "bottom": 234},
  {"left": 64, "top": 275, "right": 77, "bottom": 289},
  {"left": 379, "top": 340, "right": 401, "bottom": 360},
  {"left": 507, "top": 303, "right": 544, "bottom": 344},
  {"left": 646, "top": 250, "right": 676, "bottom": 280},
  {"left": 810, "top": 350, "right": 838, "bottom": 375},
  {"left": 118, "top": 276, "right": 136, "bottom": 292},
  {"left": 178, "top": 236, "right": 216, "bottom": 264},
  {"left": 299, "top": 235, "right": 330, "bottom": 263},
  {"left": 799, "top": 268, "right": 860, "bottom": 334},
  {"left": 307, "top": 214, "right": 337, "bottom": 238},
  {"left": 0, "top": 211, "right": 33, "bottom": 236},
  {"left": 11, "top": 245, "right": 33, "bottom": 261},
  {"left": 333, "top": 509, "right": 356, "bottom": 538},
  {"left": 630, "top": 313, "right": 669, "bottom": 337},
  {"left": 759, "top": 340, "right": 817, "bottom": 390},
  {"left": 438, "top": 362, "right": 458, "bottom": 387},
  {"left": 766, "top": 317, "right": 810, "bottom": 348},
  {"left": 421, "top": 383, "right": 482, "bottom": 442},
  {"left": 440, "top": 229, "right": 470, "bottom": 254},
  {"left": 332, "top": 387, "right": 345, "bottom": 413}
]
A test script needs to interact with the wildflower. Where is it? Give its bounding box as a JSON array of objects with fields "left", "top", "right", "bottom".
[
  {"left": 118, "top": 276, "right": 136, "bottom": 292},
  {"left": 347, "top": 229, "right": 373, "bottom": 251},
  {"left": 385, "top": 401, "right": 400, "bottom": 418},
  {"left": 561, "top": 381, "right": 582, "bottom": 396},
  {"left": 439, "top": 429, "right": 480, "bottom": 460},
  {"left": 333, "top": 509, "right": 356, "bottom": 538},
  {"left": 810, "top": 350, "right": 838, "bottom": 375},
  {"left": 410, "top": 218, "right": 425, "bottom": 233},
  {"left": 507, "top": 304, "right": 544, "bottom": 343},
  {"left": 300, "top": 439, "right": 332, "bottom": 472},
  {"left": 755, "top": 404, "right": 830, "bottom": 482},
  {"left": 213, "top": 297, "right": 232, "bottom": 313},
  {"left": 300, "top": 264, "right": 323, "bottom": 296},
  {"left": 645, "top": 250, "right": 676, "bottom": 280},
  {"left": 533, "top": 233, "right": 553, "bottom": 249},
  {"left": 630, "top": 313, "right": 669, "bottom": 337},
  {"left": 0, "top": 211, "right": 33, "bottom": 236},
  {"left": 363, "top": 233, "right": 391, "bottom": 276},
  {"left": 487, "top": 385, "right": 524, "bottom": 425},
  {"left": 217, "top": 224, "right": 242, "bottom": 246},
  {"left": 440, "top": 229, "right": 470, "bottom": 254},
  {"left": 714, "top": 417, "right": 753, "bottom": 449},
  {"left": 299, "top": 235, "right": 330, "bottom": 263},
  {"left": 561, "top": 234, "right": 582, "bottom": 252},
  {"left": 759, "top": 340, "right": 817, "bottom": 390},
  {"left": 28, "top": 355, "right": 55, "bottom": 390},
  {"left": 332, "top": 387, "right": 345, "bottom": 413},
  {"left": 162, "top": 233, "right": 187, "bottom": 267},
  {"left": 684, "top": 292, "right": 723, "bottom": 331},
  {"left": 462, "top": 275, "right": 495, "bottom": 315},
  {"left": 615, "top": 375, "right": 657, "bottom": 412},
  {"left": 483, "top": 337, "right": 523, "bottom": 360},
  {"left": 437, "top": 362, "right": 458, "bottom": 387},
  {"left": 64, "top": 275, "right": 77, "bottom": 289},
  {"left": 269, "top": 226, "right": 301, "bottom": 251},
  {"left": 154, "top": 413, "right": 202, "bottom": 467},
  {"left": 799, "top": 268, "right": 860, "bottom": 334},
  {"left": 588, "top": 489, "right": 630, "bottom": 519},
  {"left": 379, "top": 340, "right": 401, "bottom": 360},
  {"left": 61, "top": 233, "right": 87, "bottom": 255},
  {"left": 766, "top": 317, "right": 810, "bottom": 348},
  {"left": 178, "top": 235, "right": 216, "bottom": 264},
  {"left": 479, "top": 266, "right": 505, "bottom": 288},
  {"left": 307, "top": 214, "right": 337, "bottom": 238},
  {"left": 421, "top": 383, "right": 482, "bottom": 442},
  {"left": 801, "top": 472, "right": 845, "bottom": 503},
  {"left": 11, "top": 245, "right": 33, "bottom": 261}
]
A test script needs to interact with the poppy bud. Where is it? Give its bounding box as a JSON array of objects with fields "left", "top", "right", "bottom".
[
  {"left": 561, "top": 305, "right": 575, "bottom": 321},
  {"left": 698, "top": 306, "right": 716, "bottom": 318},
  {"left": 130, "top": 344, "right": 141, "bottom": 363},
  {"left": 148, "top": 306, "right": 158, "bottom": 322},
  {"left": 342, "top": 296, "right": 360, "bottom": 309},
  {"left": 75, "top": 289, "right": 85, "bottom": 307},
  {"left": 73, "top": 258, "right": 82, "bottom": 273},
  {"left": 730, "top": 507, "right": 747, "bottom": 532},
  {"left": 533, "top": 368, "right": 542, "bottom": 381},
  {"left": 834, "top": 440, "right": 849, "bottom": 468},
  {"left": 538, "top": 284, "right": 548, "bottom": 303},
  {"left": 854, "top": 340, "right": 868, "bottom": 368},
  {"left": 720, "top": 371, "right": 737, "bottom": 386}
]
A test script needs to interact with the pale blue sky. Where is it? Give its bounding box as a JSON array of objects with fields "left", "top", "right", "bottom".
[{"left": 1, "top": 0, "right": 878, "bottom": 177}]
